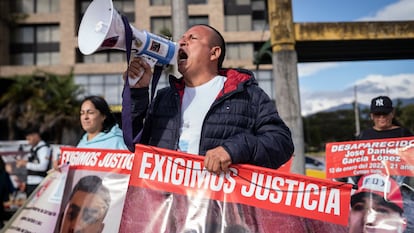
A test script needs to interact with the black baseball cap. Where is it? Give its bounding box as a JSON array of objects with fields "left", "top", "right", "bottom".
[{"left": 370, "top": 96, "right": 393, "bottom": 114}]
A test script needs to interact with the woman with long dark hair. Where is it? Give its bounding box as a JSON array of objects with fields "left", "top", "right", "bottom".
[{"left": 77, "top": 95, "right": 127, "bottom": 149}]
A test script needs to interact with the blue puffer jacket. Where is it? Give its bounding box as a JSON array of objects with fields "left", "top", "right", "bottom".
[{"left": 127, "top": 68, "right": 294, "bottom": 169}]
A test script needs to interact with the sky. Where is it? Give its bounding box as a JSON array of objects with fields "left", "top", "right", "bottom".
[{"left": 291, "top": 0, "right": 414, "bottom": 115}]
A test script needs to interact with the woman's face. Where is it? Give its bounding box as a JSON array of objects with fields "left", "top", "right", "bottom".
[{"left": 80, "top": 100, "right": 105, "bottom": 137}]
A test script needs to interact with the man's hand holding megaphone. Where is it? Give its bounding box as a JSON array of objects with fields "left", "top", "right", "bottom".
[{"left": 123, "top": 57, "right": 152, "bottom": 88}]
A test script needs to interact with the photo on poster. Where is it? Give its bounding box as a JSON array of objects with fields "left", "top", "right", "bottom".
[{"left": 55, "top": 169, "right": 129, "bottom": 233}]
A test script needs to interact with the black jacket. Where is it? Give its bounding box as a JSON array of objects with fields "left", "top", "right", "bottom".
[{"left": 127, "top": 68, "right": 294, "bottom": 169}]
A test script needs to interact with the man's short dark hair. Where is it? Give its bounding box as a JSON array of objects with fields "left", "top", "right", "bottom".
[
  {"left": 70, "top": 175, "right": 111, "bottom": 215},
  {"left": 24, "top": 125, "right": 41, "bottom": 136},
  {"left": 197, "top": 24, "right": 226, "bottom": 69}
]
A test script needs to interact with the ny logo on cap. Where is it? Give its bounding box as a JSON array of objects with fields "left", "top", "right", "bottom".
[{"left": 375, "top": 98, "right": 385, "bottom": 107}]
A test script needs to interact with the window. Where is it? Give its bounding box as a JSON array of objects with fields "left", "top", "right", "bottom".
[
  {"left": 78, "top": 0, "right": 135, "bottom": 30},
  {"left": 236, "top": 0, "right": 250, "bottom": 5},
  {"left": 150, "top": 16, "right": 208, "bottom": 39},
  {"left": 13, "top": 0, "right": 59, "bottom": 13},
  {"left": 150, "top": 0, "right": 170, "bottom": 5},
  {"left": 253, "top": 70, "right": 274, "bottom": 99},
  {"left": 225, "top": 15, "right": 252, "bottom": 31},
  {"left": 226, "top": 43, "right": 253, "bottom": 60},
  {"left": 252, "top": 0, "right": 268, "bottom": 31},
  {"left": 188, "top": 0, "right": 207, "bottom": 4},
  {"left": 74, "top": 72, "right": 170, "bottom": 106},
  {"left": 113, "top": 0, "right": 135, "bottom": 21},
  {"left": 189, "top": 16, "right": 209, "bottom": 27},
  {"left": 150, "top": 0, "right": 206, "bottom": 6},
  {"left": 75, "top": 74, "right": 124, "bottom": 106},
  {"left": 10, "top": 25, "right": 60, "bottom": 65},
  {"left": 80, "top": 51, "right": 126, "bottom": 64},
  {"left": 151, "top": 17, "right": 173, "bottom": 36}
]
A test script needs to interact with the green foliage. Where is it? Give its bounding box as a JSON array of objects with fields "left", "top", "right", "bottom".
[
  {"left": 397, "top": 104, "right": 414, "bottom": 133},
  {"left": 159, "top": 27, "right": 172, "bottom": 39},
  {"left": 253, "top": 40, "right": 272, "bottom": 68},
  {"left": 0, "top": 70, "right": 83, "bottom": 142},
  {"left": 304, "top": 109, "right": 370, "bottom": 152}
]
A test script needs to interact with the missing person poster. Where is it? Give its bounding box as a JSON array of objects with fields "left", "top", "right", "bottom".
[
  {"left": 326, "top": 136, "right": 414, "bottom": 233},
  {"left": 2, "top": 164, "right": 69, "bottom": 233},
  {"left": 325, "top": 136, "right": 414, "bottom": 179},
  {"left": 119, "top": 144, "right": 353, "bottom": 233},
  {"left": 53, "top": 147, "right": 134, "bottom": 233}
]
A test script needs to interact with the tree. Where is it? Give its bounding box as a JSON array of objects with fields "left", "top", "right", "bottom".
[
  {"left": 304, "top": 109, "right": 365, "bottom": 151},
  {"left": 0, "top": 70, "right": 83, "bottom": 145},
  {"left": 398, "top": 104, "right": 414, "bottom": 133}
]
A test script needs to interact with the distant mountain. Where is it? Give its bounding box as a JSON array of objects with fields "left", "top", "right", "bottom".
[{"left": 321, "top": 97, "right": 414, "bottom": 113}]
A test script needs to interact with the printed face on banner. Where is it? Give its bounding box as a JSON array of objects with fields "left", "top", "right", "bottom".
[
  {"left": 59, "top": 190, "right": 107, "bottom": 233},
  {"left": 348, "top": 196, "right": 407, "bottom": 233}
]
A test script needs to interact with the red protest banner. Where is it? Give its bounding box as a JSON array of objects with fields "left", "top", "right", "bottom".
[
  {"left": 59, "top": 147, "right": 134, "bottom": 174},
  {"left": 325, "top": 136, "right": 414, "bottom": 179},
  {"left": 126, "top": 144, "right": 352, "bottom": 227}
]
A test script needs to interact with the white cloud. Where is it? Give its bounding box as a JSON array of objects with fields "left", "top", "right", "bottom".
[
  {"left": 353, "top": 73, "right": 414, "bottom": 103},
  {"left": 300, "top": 73, "right": 414, "bottom": 116},
  {"left": 357, "top": 0, "right": 414, "bottom": 21},
  {"left": 300, "top": 89, "right": 353, "bottom": 116},
  {"left": 299, "top": 0, "right": 414, "bottom": 116},
  {"left": 297, "top": 62, "right": 339, "bottom": 77}
]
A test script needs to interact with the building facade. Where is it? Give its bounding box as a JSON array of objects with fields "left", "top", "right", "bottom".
[{"left": 0, "top": 0, "right": 274, "bottom": 109}]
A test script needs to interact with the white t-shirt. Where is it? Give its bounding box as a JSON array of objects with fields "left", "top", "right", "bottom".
[{"left": 178, "top": 75, "right": 226, "bottom": 154}]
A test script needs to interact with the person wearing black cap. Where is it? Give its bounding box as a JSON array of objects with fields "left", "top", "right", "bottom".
[
  {"left": 338, "top": 96, "right": 413, "bottom": 183},
  {"left": 353, "top": 96, "right": 413, "bottom": 184},
  {"left": 358, "top": 96, "right": 413, "bottom": 140},
  {"left": 354, "top": 96, "right": 414, "bottom": 233}
]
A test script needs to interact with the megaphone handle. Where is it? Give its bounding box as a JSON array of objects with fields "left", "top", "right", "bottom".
[
  {"left": 128, "top": 72, "right": 143, "bottom": 86},
  {"left": 127, "top": 55, "right": 157, "bottom": 86}
]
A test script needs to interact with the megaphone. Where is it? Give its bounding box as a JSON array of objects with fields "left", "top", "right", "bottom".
[{"left": 78, "top": 0, "right": 178, "bottom": 85}]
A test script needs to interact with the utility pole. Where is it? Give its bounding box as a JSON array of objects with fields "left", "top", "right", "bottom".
[
  {"left": 354, "top": 85, "right": 360, "bottom": 138},
  {"left": 267, "top": 0, "right": 305, "bottom": 174},
  {"left": 171, "top": 0, "right": 188, "bottom": 42},
  {"left": 171, "top": 0, "right": 188, "bottom": 77}
]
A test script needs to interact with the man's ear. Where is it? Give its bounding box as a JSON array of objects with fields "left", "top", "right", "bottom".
[{"left": 210, "top": 46, "right": 221, "bottom": 61}]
